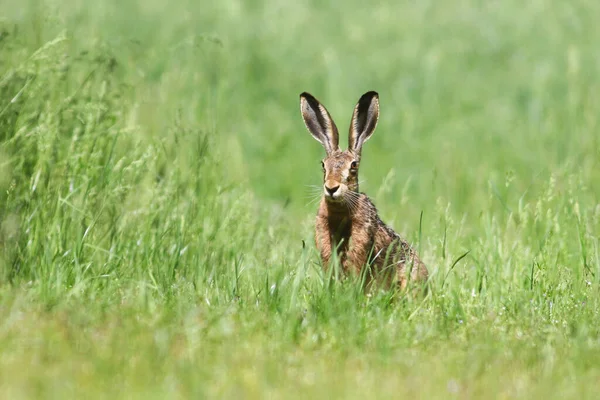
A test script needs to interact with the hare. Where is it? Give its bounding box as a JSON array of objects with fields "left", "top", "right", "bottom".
[{"left": 299, "top": 91, "right": 428, "bottom": 293}]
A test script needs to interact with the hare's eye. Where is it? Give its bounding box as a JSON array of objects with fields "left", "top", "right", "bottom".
[
  {"left": 350, "top": 161, "right": 358, "bottom": 170},
  {"left": 320, "top": 161, "right": 325, "bottom": 171}
]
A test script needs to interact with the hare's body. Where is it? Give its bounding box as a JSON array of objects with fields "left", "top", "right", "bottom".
[
  {"left": 300, "top": 91, "right": 428, "bottom": 292},
  {"left": 315, "top": 193, "right": 427, "bottom": 290}
]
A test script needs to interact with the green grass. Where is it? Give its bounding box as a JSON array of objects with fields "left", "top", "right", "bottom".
[{"left": 1, "top": 0, "right": 600, "bottom": 398}]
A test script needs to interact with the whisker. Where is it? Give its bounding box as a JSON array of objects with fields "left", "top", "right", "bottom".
[
  {"left": 305, "top": 199, "right": 321, "bottom": 207},
  {"left": 304, "top": 191, "right": 323, "bottom": 207},
  {"left": 303, "top": 195, "right": 322, "bottom": 200},
  {"left": 305, "top": 190, "right": 322, "bottom": 197},
  {"left": 304, "top": 186, "right": 324, "bottom": 196},
  {"left": 344, "top": 191, "right": 362, "bottom": 214},
  {"left": 343, "top": 193, "right": 359, "bottom": 214},
  {"left": 345, "top": 191, "right": 360, "bottom": 201},
  {"left": 304, "top": 187, "right": 323, "bottom": 194},
  {"left": 344, "top": 200, "right": 354, "bottom": 214},
  {"left": 303, "top": 195, "right": 321, "bottom": 200}
]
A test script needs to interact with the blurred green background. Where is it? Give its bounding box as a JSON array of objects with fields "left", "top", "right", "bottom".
[{"left": 1, "top": 0, "right": 600, "bottom": 398}]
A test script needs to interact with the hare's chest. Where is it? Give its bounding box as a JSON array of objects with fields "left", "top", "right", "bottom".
[
  {"left": 330, "top": 218, "right": 377, "bottom": 259},
  {"left": 328, "top": 217, "right": 352, "bottom": 250}
]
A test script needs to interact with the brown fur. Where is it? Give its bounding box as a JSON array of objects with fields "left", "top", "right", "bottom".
[{"left": 300, "top": 91, "right": 429, "bottom": 293}]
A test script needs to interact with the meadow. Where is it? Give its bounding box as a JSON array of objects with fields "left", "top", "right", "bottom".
[{"left": 1, "top": 0, "right": 600, "bottom": 398}]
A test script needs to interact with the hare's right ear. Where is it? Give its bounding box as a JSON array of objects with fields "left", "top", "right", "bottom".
[
  {"left": 348, "top": 91, "right": 379, "bottom": 159},
  {"left": 300, "top": 92, "right": 340, "bottom": 155}
]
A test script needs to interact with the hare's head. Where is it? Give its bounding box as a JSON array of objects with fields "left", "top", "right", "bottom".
[{"left": 300, "top": 91, "right": 380, "bottom": 203}]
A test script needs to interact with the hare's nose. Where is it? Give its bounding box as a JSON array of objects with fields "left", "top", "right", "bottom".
[{"left": 325, "top": 185, "right": 340, "bottom": 196}]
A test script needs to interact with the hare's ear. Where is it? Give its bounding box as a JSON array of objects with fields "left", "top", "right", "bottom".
[
  {"left": 348, "top": 91, "right": 379, "bottom": 158},
  {"left": 300, "top": 92, "right": 340, "bottom": 155}
]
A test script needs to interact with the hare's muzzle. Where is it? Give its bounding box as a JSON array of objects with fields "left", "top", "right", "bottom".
[{"left": 323, "top": 183, "right": 342, "bottom": 200}]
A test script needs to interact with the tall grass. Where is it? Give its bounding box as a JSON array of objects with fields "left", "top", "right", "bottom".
[{"left": 1, "top": 0, "right": 600, "bottom": 398}]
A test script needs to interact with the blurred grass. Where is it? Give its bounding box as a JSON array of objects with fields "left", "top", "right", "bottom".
[{"left": 1, "top": 0, "right": 600, "bottom": 398}]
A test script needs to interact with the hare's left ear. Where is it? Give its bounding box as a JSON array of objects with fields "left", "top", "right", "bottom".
[
  {"left": 300, "top": 92, "right": 340, "bottom": 155},
  {"left": 348, "top": 91, "right": 379, "bottom": 158}
]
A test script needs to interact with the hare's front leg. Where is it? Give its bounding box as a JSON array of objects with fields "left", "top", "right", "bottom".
[
  {"left": 315, "top": 217, "right": 333, "bottom": 271},
  {"left": 345, "top": 226, "right": 374, "bottom": 276}
]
